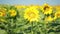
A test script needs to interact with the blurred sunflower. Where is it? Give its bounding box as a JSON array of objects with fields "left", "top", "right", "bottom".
[
  {"left": 45, "top": 16, "right": 54, "bottom": 22},
  {"left": 41, "top": 3, "right": 53, "bottom": 15},
  {"left": 55, "top": 6, "right": 60, "bottom": 11},
  {"left": 55, "top": 11, "right": 60, "bottom": 18},
  {"left": 24, "top": 7, "right": 40, "bottom": 22},
  {"left": 0, "top": 8, "right": 6, "bottom": 17},
  {"left": 9, "top": 9, "right": 17, "bottom": 17},
  {"left": 28, "top": 5, "right": 40, "bottom": 9},
  {"left": 15, "top": 5, "right": 27, "bottom": 9}
]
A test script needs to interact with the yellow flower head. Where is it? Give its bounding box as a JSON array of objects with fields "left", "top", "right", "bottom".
[
  {"left": 24, "top": 7, "right": 40, "bottom": 22},
  {"left": 45, "top": 16, "right": 53, "bottom": 22},
  {"left": 15, "top": 5, "right": 27, "bottom": 9},
  {"left": 55, "top": 11, "right": 60, "bottom": 18},
  {"left": 9, "top": 9, "right": 17, "bottom": 17},
  {"left": 28, "top": 5, "right": 40, "bottom": 9},
  {"left": 0, "top": 9, "right": 6, "bottom": 17},
  {"left": 41, "top": 3, "right": 53, "bottom": 14},
  {"left": 55, "top": 6, "right": 60, "bottom": 11}
]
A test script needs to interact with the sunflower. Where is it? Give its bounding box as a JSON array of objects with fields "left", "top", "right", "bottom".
[
  {"left": 41, "top": 3, "right": 53, "bottom": 15},
  {"left": 24, "top": 7, "right": 40, "bottom": 22},
  {"left": 28, "top": 5, "right": 40, "bottom": 9},
  {"left": 45, "top": 16, "right": 54, "bottom": 22},
  {"left": 0, "top": 8, "right": 6, "bottom": 17},
  {"left": 0, "top": 12, "right": 4, "bottom": 16},
  {"left": 55, "top": 11, "right": 60, "bottom": 18},
  {"left": 9, "top": 9, "right": 17, "bottom": 17},
  {"left": 15, "top": 5, "right": 27, "bottom": 9},
  {"left": 55, "top": 6, "right": 60, "bottom": 11}
]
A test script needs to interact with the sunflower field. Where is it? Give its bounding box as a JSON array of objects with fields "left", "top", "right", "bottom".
[{"left": 0, "top": 4, "right": 60, "bottom": 34}]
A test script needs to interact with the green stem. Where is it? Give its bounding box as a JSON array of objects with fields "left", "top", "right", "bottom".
[
  {"left": 44, "top": 23, "right": 48, "bottom": 34},
  {"left": 31, "top": 22, "right": 33, "bottom": 34},
  {"left": 37, "top": 23, "right": 43, "bottom": 34}
]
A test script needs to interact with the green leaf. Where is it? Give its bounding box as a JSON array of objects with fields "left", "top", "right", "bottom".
[
  {"left": 49, "top": 32, "right": 55, "bottom": 34},
  {"left": 0, "top": 30, "right": 7, "bottom": 34}
]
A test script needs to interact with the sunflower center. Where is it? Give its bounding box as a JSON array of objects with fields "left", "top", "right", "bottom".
[
  {"left": 9, "top": 10, "right": 17, "bottom": 17},
  {"left": 10, "top": 11, "right": 15, "bottom": 14},
  {"left": 0, "top": 12, "right": 5, "bottom": 16},
  {"left": 28, "top": 12, "right": 36, "bottom": 18},
  {"left": 44, "top": 6, "right": 49, "bottom": 11},
  {"left": 56, "top": 13, "right": 60, "bottom": 17}
]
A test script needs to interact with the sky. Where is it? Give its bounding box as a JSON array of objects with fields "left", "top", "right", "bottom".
[{"left": 0, "top": 0, "right": 60, "bottom": 5}]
